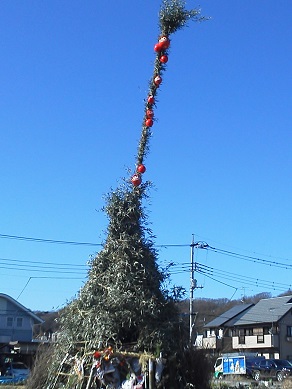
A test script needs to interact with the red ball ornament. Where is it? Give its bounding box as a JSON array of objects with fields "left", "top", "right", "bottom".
[
  {"left": 148, "top": 95, "right": 155, "bottom": 104},
  {"left": 154, "top": 43, "right": 162, "bottom": 52},
  {"left": 160, "top": 55, "right": 168, "bottom": 63},
  {"left": 145, "top": 118, "right": 153, "bottom": 127},
  {"left": 137, "top": 164, "right": 146, "bottom": 174},
  {"left": 154, "top": 75, "right": 162, "bottom": 86},
  {"left": 131, "top": 174, "right": 142, "bottom": 186},
  {"left": 159, "top": 36, "right": 170, "bottom": 49},
  {"left": 146, "top": 109, "right": 154, "bottom": 118}
]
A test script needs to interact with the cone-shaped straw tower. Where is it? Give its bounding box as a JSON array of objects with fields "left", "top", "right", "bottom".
[{"left": 27, "top": 2, "right": 205, "bottom": 388}]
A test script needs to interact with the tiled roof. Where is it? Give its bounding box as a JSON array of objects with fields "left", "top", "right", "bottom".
[
  {"left": 204, "top": 303, "right": 253, "bottom": 328},
  {"left": 233, "top": 295, "right": 292, "bottom": 326}
]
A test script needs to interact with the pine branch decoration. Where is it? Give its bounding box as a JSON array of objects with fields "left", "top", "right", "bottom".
[
  {"left": 159, "top": 0, "right": 203, "bottom": 35},
  {"left": 136, "top": 0, "right": 205, "bottom": 176}
]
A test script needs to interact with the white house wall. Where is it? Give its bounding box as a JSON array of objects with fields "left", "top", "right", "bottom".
[{"left": 232, "top": 334, "right": 279, "bottom": 349}]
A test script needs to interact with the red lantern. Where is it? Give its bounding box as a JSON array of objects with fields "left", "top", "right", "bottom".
[
  {"left": 146, "top": 109, "right": 154, "bottom": 118},
  {"left": 137, "top": 164, "right": 146, "bottom": 174},
  {"left": 159, "top": 36, "right": 170, "bottom": 49},
  {"left": 131, "top": 174, "right": 142, "bottom": 186},
  {"left": 148, "top": 95, "right": 155, "bottom": 104},
  {"left": 94, "top": 351, "right": 101, "bottom": 359},
  {"left": 160, "top": 55, "right": 168, "bottom": 63},
  {"left": 145, "top": 118, "right": 153, "bottom": 127},
  {"left": 154, "top": 75, "right": 162, "bottom": 86}
]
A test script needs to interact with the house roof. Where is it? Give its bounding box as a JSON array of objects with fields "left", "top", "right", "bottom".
[
  {"left": 0, "top": 293, "right": 43, "bottom": 324},
  {"left": 204, "top": 303, "right": 253, "bottom": 328},
  {"left": 233, "top": 295, "right": 292, "bottom": 326}
]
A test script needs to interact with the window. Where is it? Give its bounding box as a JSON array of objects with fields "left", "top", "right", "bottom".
[
  {"left": 238, "top": 328, "right": 245, "bottom": 344},
  {"left": 253, "top": 328, "right": 264, "bottom": 343},
  {"left": 16, "top": 317, "right": 23, "bottom": 327},
  {"left": 7, "top": 317, "right": 13, "bottom": 327},
  {"left": 239, "top": 335, "right": 245, "bottom": 344},
  {"left": 263, "top": 327, "right": 269, "bottom": 335},
  {"left": 287, "top": 326, "right": 292, "bottom": 337}
]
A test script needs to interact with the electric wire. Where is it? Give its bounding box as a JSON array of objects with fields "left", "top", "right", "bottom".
[
  {"left": 164, "top": 260, "right": 292, "bottom": 293},
  {"left": 1, "top": 232, "right": 292, "bottom": 295},
  {"left": 207, "top": 246, "right": 292, "bottom": 270},
  {"left": 196, "top": 268, "right": 291, "bottom": 293},
  {"left": 0, "top": 264, "right": 87, "bottom": 275},
  {"left": 0, "top": 256, "right": 88, "bottom": 269},
  {"left": 196, "top": 262, "right": 291, "bottom": 288},
  {"left": 0, "top": 233, "right": 188, "bottom": 248},
  {"left": 0, "top": 233, "right": 103, "bottom": 246}
]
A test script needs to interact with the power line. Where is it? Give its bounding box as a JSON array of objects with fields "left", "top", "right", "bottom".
[
  {"left": 0, "top": 264, "right": 87, "bottom": 275},
  {"left": 208, "top": 246, "right": 292, "bottom": 270},
  {"left": 16, "top": 276, "right": 85, "bottom": 301},
  {"left": 196, "top": 263, "right": 292, "bottom": 293},
  {"left": 2, "top": 232, "right": 292, "bottom": 269},
  {"left": 2, "top": 232, "right": 292, "bottom": 294},
  {"left": 0, "top": 233, "right": 189, "bottom": 248},
  {"left": 0, "top": 233, "right": 103, "bottom": 246},
  {"left": 164, "top": 260, "right": 292, "bottom": 294},
  {"left": 1, "top": 232, "right": 292, "bottom": 267},
  {"left": 197, "top": 262, "right": 285, "bottom": 286},
  {"left": 164, "top": 241, "right": 292, "bottom": 275},
  {"left": 0, "top": 256, "right": 88, "bottom": 268}
]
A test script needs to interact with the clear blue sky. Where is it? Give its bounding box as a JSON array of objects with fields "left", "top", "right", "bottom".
[{"left": 1, "top": 1, "right": 292, "bottom": 311}]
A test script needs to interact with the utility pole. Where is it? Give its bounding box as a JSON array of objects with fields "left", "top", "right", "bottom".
[
  {"left": 189, "top": 235, "right": 195, "bottom": 345},
  {"left": 189, "top": 236, "right": 205, "bottom": 346}
]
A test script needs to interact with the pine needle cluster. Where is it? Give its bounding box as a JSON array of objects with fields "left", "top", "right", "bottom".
[{"left": 159, "top": 0, "right": 204, "bottom": 36}]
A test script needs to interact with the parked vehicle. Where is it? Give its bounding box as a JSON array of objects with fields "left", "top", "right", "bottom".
[
  {"left": 0, "top": 375, "right": 27, "bottom": 384},
  {"left": 214, "top": 354, "right": 265, "bottom": 379},
  {"left": 245, "top": 357, "right": 266, "bottom": 378},
  {"left": 252, "top": 359, "right": 292, "bottom": 382},
  {"left": 214, "top": 355, "right": 246, "bottom": 379},
  {"left": 3, "top": 361, "right": 30, "bottom": 381}
]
